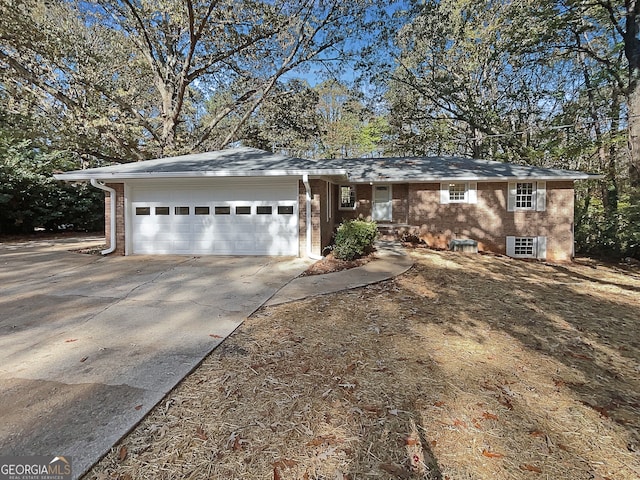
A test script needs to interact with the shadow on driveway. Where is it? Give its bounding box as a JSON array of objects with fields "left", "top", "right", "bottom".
[{"left": 0, "top": 238, "right": 310, "bottom": 479}]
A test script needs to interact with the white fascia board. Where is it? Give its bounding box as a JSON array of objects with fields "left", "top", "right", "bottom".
[
  {"left": 346, "top": 174, "right": 602, "bottom": 183},
  {"left": 54, "top": 168, "right": 349, "bottom": 182}
]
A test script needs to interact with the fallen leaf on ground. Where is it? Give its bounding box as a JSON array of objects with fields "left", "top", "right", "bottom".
[
  {"left": 482, "top": 412, "right": 498, "bottom": 421},
  {"left": 231, "top": 436, "right": 246, "bottom": 451},
  {"left": 273, "top": 459, "right": 297, "bottom": 470},
  {"left": 482, "top": 449, "right": 504, "bottom": 458},
  {"left": 453, "top": 418, "right": 467, "bottom": 428},
  {"left": 306, "top": 435, "right": 337, "bottom": 447},
  {"left": 404, "top": 436, "right": 419, "bottom": 446},
  {"left": 582, "top": 401, "right": 610, "bottom": 417},
  {"left": 195, "top": 425, "right": 208, "bottom": 440},
  {"left": 362, "top": 405, "right": 382, "bottom": 414},
  {"left": 566, "top": 351, "right": 592, "bottom": 361},
  {"left": 118, "top": 446, "right": 127, "bottom": 461}
]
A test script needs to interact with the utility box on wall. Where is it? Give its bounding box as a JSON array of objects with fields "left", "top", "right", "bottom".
[{"left": 449, "top": 238, "right": 478, "bottom": 253}]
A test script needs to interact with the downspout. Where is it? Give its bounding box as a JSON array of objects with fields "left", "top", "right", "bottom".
[
  {"left": 302, "top": 174, "right": 323, "bottom": 260},
  {"left": 90, "top": 179, "right": 116, "bottom": 255}
]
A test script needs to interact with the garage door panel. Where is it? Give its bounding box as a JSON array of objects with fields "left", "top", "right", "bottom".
[{"left": 130, "top": 179, "right": 298, "bottom": 256}]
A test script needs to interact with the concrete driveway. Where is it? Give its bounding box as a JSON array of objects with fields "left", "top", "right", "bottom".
[{"left": 0, "top": 237, "right": 310, "bottom": 478}]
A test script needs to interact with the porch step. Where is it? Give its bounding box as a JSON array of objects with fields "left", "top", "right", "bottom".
[{"left": 376, "top": 224, "right": 409, "bottom": 241}]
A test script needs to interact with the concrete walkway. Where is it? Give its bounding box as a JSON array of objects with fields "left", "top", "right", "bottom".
[{"left": 266, "top": 241, "right": 414, "bottom": 306}]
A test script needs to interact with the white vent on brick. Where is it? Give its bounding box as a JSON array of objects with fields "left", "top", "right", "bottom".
[{"left": 505, "top": 235, "right": 547, "bottom": 260}]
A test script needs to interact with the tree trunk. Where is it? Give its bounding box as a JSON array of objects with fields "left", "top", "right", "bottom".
[
  {"left": 625, "top": 0, "right": 640, "bottom": 187},
  {"left": 628, "top": 86, "right": 640, "bottom": 186}
]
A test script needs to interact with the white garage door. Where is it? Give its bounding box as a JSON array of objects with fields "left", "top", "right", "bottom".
[{"left": 129, "top": 179, "right": 299, "bottom": 255}]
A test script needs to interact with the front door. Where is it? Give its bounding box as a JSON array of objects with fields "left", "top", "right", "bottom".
[{"left": 372, "top": 185, "right": 392, "bottom": 221}]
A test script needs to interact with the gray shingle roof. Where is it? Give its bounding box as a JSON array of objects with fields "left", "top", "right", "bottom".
[
  {"left": 54, "top": 147, "right": 599, "bottom": 182},
  {"left": 321, "top": 155, "right": 598, "bottom": 182}
]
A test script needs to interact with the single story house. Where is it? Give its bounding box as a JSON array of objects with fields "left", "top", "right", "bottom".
[{"left": 54, "top": 147, "right": 599, "bottom": 262}]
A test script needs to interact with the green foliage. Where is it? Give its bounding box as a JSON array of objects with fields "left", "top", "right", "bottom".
[
  {"left": 333, "top": 220, "right": 378, "bottom": 261},
  {"left": 0, "top": 0, "right": 386, "bottom": 160},
  {"left": 240, "top": 79, "right": 390, "bottom": 159},
  {"left": 0, "top": 139, "right": 103, "bottom": 234},
  {"left": 618, "top": 193, "right": 640, "bottom": 259},
  {"left": 575, "top": 189, "right": 640, "bottom": 260}
]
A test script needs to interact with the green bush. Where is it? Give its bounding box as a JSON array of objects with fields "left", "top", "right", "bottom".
[
  {"left": 0, "top": 140, "right": 104, "bottom": 234},
  {"left": 575, "top": 190, "right": 640, "bottom": 260},
  {"left": 333, "top": 219, "right": 378, "bottom": 260}
]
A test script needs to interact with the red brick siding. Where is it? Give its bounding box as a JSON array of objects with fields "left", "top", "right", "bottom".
[
  {"left": 336, "top": 183, "right": 372, "bottom": 222},
  {"left": 104, "top": 183, "right": 125, "bottom": 255},
  {"left": 391, "top": 184, "right": 409, "bottom": 224},
  {"left": 298, "top": 179, "right": 332, "bottom": 256},
  {"left": 403, "top": 181, "right": 575, "bottom": 261},
  {"left": 335, "top": 184, "right": 408, "bottom": 225}
]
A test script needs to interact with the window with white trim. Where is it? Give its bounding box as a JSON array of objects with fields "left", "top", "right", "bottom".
[
  {"left": 440, "top": 182, "right": 477, "bottom": 204},
  {"left": 449, "top": 183, "right": 467, "bottom": 202},
  {"left": 507, "top": 181, "right": 546, "bottom": 212},
  {"left": 339, "top": 185, "right": 356, "bottom": 210},
  {"left": 516, "top": 182, "right": 534, "bottom": 209}
]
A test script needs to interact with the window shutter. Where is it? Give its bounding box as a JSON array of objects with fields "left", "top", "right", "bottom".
[
  {"left": 536, "top": 236, "right": 547, "bottom": 260},
  {"left": 506, "top": 236, "right": 516, "bottom": 256},
  {"left": 468, "top": 181, "right": 477, "bottom": 204},
  {"left": 440, "top": 183, "right": 449, "bottom": 204},
  {"left": 507, "top": 182, "right": 516, "bottom": 211},
  {"left": 536, "top": 181, "right": 546, "bottom": 212}
]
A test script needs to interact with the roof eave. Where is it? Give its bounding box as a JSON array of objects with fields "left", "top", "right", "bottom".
[
  {"left": 347, "top": 174, "right": 603, "bottom": 183},
  {"left": 54, "top": 169, "right": 349, "bottom": 182}
]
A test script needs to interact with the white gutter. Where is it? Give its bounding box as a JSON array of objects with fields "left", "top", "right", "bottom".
[
  {"left": 54, "top": 168, "right": 349, "bottom": 182},
  {"left": 90, "top": 179, "right": 116, "bottom": 255},
  {"left": 344, "top": 175, "right": 603, "bottom": 184},
  {"left": 302, "top": 174, "right": 323, "bottom": 260}
]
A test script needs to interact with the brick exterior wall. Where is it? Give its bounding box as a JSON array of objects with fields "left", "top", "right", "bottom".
[
  {"left": 104, "top": 183, "right": 125, "bottom": 255},
  {"left": 391, "top": 183, "right": 409, "bottom": 224},
  {"left": 100, "top": 178, "right": 575, "bottom": 261},
  {"left": 333, "top": 181, "right": 576, "bottom": 262},
  {"left": 298, "top": 179, "right": 332, "bottom": 256},
  {"left": 337, "top": 183, "right": 372, "bottom": 221},
  {"left": 403, "top": 181, "right": 575, "bottom": 261}
]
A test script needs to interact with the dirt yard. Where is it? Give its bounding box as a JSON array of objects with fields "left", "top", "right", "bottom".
[{"left": 85, "top": 249, "right": 640, "bottom": 480}]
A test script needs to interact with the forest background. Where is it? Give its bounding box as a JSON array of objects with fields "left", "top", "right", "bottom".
[{"left": 0, "top": 0, "right": 638, "bottom": 259}]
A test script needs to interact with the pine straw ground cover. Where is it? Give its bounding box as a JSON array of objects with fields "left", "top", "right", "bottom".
[{"left": 86, "top": 250, "right": 640, "bottom": 480}]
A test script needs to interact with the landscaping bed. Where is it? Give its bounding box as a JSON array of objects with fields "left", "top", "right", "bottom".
[
  {"left": 86, "top": 249, "right": 640, "bottom": 480},
  {"left": 300, "top": 251, "right": 376, "bottom": 276}
]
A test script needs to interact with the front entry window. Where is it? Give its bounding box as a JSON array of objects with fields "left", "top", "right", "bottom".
[{"left": 339, "top": 185, "right": 356, "bottom": 210}]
